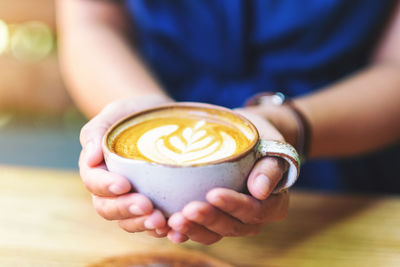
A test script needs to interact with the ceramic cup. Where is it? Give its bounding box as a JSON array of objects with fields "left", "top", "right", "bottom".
[{"left": 103, "top": 103, "right": 301, "bottom": 216}]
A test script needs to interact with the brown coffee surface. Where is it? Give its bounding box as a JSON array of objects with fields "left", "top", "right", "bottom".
[{"left": 112, "top": 114, "right": 252, "bottom": 166}]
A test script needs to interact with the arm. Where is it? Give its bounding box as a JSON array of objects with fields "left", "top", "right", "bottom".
[
  {"left": 57, "top": 0, "right": 291, "bottom": 246},
  {"left": 296, "top": 63, "right": 400, "bottom": 158},
  {"left": 57, "top": 0, "right": 173, "bottom": 240},
  {"left": 169, "top": 4, "right": 400, "bottom": 246},
  {"left": 56, "top": 0, "right": 171, "bottom": 118},
  {"left": 253, "top": 3, "right": 400, "bottom": 159}
]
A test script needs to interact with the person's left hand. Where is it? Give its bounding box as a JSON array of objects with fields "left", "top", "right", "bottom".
[{"left": 166, "top": 108, "right": 291, "bottom": 244}]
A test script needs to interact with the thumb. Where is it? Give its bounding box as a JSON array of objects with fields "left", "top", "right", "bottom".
[
  {"left": 82, "top": 136, "right": 104, "bottom": 168},
  {"left": 247, "top": 157, "right": 286, "bottom": 200},
  {"left": 80, "top": 115, "right": 111, "bottom": 167},
  {"left": 79, "top": 101, "right": 131, "bottom": 167},
  {"left": 80, "top": 96, "right": 174, "bottom": 167}
]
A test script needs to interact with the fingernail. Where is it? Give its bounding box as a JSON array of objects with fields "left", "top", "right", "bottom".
[
  {"left": 155, "top": 228, "right": 164, "bottom": 235},
  {"left": 129, "top": 205, "right": 144, "bottom": 215},
  {"left": 109, "top": 184, "right": 126, "bottom": 195},
  {"left": 144, "top": 219, "right": 155, "bottom": 229},
  {"left": 169, "top": 217, "right": 187, "bottom": 232},
  {"left": 254, "top": 174, "right": 271, "bottom": 198},
  {"left": 169, "top": 231, "right": 185, "bottom": 244}
]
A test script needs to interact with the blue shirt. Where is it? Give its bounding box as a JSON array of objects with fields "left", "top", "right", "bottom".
[{"left": 124, "top": 0, "right": 400, "bottom": 192}]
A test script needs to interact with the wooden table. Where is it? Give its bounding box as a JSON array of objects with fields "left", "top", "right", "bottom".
[{"left": 1, "top": 165, "right": 399, "bottom": 266}]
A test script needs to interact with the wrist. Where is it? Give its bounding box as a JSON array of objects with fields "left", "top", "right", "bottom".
[
  {"left": 245, "top": 92, "right": 311, "bottom": 162},
  {"left": 240, "top": 105, "right": 298, "bottom": 145},
  {"left": 267, "top": 106, "right": 299, "bottom": 147}
]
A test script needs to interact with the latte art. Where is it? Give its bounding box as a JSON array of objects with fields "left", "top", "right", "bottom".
[
  {"left": 112, "top": 116, "right": 251, "bottom": 166},
  {"left": 138, "top": 120, "right": 237, "bottom": 165}
]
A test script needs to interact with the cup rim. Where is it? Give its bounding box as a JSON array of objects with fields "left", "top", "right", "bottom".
[{"left": 102, "top": 102, "right": 260, "bottom": 168}]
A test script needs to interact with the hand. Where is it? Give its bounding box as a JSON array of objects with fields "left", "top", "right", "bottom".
[
  {"left": 79, "top": 95, "right": 173, "bottom": 237},
  {"left": 167, "top": 108, "right": 292, "bottom": 245}
]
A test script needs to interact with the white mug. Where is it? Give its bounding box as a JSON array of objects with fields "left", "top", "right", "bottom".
[{"left": 103, "top": 103, "right": 300, "bottom": 216}]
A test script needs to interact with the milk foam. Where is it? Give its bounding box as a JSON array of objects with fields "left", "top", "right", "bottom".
[{"left": 137, "top": 121, "right": 237, "bottom": 165}]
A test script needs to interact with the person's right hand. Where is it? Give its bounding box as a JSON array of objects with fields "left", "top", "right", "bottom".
[{"left": 79, "top": 95, "right": 173, "bottom": 238}]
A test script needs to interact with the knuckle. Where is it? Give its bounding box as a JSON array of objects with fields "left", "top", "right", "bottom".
[
  {"left": 103, "top": 101, "right": 120, "bottom": 113},
  {"left": 119, "top": 220, "right": 144, "bottom": 233},
  {"left": 240, "top": 216, "right": 255, "bottom": 224},
  {"left": 79, "top": 123, "right": 91, "bottom": 146},
  {"left": 100, "top": 211, "right": 113, "bottom": 221},
  {"left": 247, "top": 205, "right": 267, "bottom": 224},
  {"left": 240, "top": 202, "right": 263, "bottom": 224},
  {"left": 253, "top": 216, "right": 264, "bottom": 224},
  {"left": 93, "top": 199, "right": 106, "bottom": 219},
  {"left": 79, "top": 170, "right": 102, "bottom": 195},
  {"left": 225, "top": 202, "right": 242, "bottom": 215},
  {"left": 205, "top": 214, "right": 217, "bottom": 226},
  {"left": 115, "top": 200, "right": 127, "bottom": 219},
  {"left": 199, "top": 206, "right": 215, "bottom": 225},
  {"left": 248, "top": 213, "right": 264, "bottom": 224},
  {"left": 78, "top": 168, "right": 89, "bottom": 185},
  {"left": 82, "top": 182, "right": 92, "bottom": 193},
  {"left": 118, "top": 221, "right": 132, "bottom": 232},
  {"left": 146, "top": 230, "right": 166, "bottom": 238},
  {"left": 93, "top": 198, "right": 113, "bottom": 220},
  {"left": 78, "top": 153, "right": 85, "bottom": 170}
]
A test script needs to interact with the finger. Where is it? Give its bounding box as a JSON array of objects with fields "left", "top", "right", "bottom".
[
  {"left": 167, "top": 230, "right": 189, "bottom": 244},
  {"left": 80, "top": 128, "right": 104, "bottom": 168},
  {"left": 234, "top": 108, "right": 284, "bottom": 141},
  {"left": 118, "top": 216, "right": 148, "bottom": 233},
  {"left": 182, "top": 201, "right": 261, "bottom": 237},
  {"left": 79, "top": 101, "right": 135, "bottom": 147},
  {"left": 118, "top": 210, "right": 166, "bottom": 233},
  {"left": 207, "top": 188, "right": 289, "bottom": 224},
  {"left": 143, "top": 210, "right": 167, "bottom": 230},
  {"left": 80, "top": 120, "right": 108, "bottom": 168},
  {"left": 79, "top": 101, "right": 136, "bottom": 167},
  {"left": 146, "top": 228, "right": 169, "bottom": 238},
  {"left": 146, "top": 230, "right": 163, "bottom": 238},
  {"left": 247, "top": 157, "right": 286, "bottom": 200},
  {"left": 80, "top": 96, "right": 172, "bottom": 149},
  {"left": 92, "top": 193, "right": 153, "bottom": 220},
  {"left": 80, "top": 96, "right": 174, "bottom": 167},
  {"left": 155, "top": 225, "right": 171, "bottom": 236},
  {"left": 168, "top": 213, "right": 222, "bottom": 245},
  {"left": 79, "top": 161, "right": 131, "bottom": 197}
]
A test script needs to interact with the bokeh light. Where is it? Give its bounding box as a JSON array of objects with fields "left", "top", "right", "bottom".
[
  {"left": 10, "top": 21, "right": 54, "bottom": 61},
  {"left": 0, "top": 112, "right": 12, "bottom": 128},
  {"left": 0, "top": 20, "right": 9, "bottom": 55}
]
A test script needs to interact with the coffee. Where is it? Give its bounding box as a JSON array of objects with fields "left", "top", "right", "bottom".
[
  {"left": 108, "top": 106, "right": 257, "bottom": 166},
  {"left": 104, "top": 103, "right": 300, "bottom": 215}
]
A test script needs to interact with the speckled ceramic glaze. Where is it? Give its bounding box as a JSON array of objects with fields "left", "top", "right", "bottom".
[{"left": 103, "top": 103, "right": 300, "bottom": 216}]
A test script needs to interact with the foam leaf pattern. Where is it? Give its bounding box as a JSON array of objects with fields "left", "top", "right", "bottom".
[{"left": 137, "top": 121, "right": 237, "bottom": 165}]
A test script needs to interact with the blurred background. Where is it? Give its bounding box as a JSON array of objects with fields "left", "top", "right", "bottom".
[{"left": 0, "top": 0, "right": 85, "bottom": 169}]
